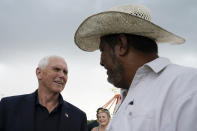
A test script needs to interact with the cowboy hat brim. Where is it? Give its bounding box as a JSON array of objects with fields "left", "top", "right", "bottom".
[{"left": 74, "top": 11, "right": 185, "bottom": 52}]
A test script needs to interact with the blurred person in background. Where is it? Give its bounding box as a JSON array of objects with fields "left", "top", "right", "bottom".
[{"left": 91, "top": 108, "right": 111, "bottom": 131}]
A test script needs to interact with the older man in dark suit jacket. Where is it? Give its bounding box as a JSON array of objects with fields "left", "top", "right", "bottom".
[{"left": 0, "top": 55, "right": 88, "bottom": 131}]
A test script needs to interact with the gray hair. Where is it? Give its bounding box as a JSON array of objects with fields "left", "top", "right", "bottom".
[{"left": 38, "top": 55, "right": 65, "bottom": 69}]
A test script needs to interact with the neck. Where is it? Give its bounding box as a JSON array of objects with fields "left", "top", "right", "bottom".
[
  {"left": 123, "top": 51, "right": 158, "bottom": 89},
  {"left": 37, "top": 87, "right": 59, "bottom": 113},
  {"left": 99, "top": 124, "right": 108, "bottom": 130}
]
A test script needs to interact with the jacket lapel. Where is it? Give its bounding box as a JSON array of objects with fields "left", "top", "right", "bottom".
[
  {"left": 59, "top": 102, "right": 73, "bottom": 131},
  {"left": 19, "top": 92, "right": 36, "bottom": 131}
]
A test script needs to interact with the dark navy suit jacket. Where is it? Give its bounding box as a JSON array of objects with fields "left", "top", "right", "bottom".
[{"left": 0, "top": 92, "right": 88, "bottom": 131}]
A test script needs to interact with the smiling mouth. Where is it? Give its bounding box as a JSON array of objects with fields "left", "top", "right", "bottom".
[
  {"left": 107, "top": 70, "right": 113, "bottom": 76},
  {"left": 54, "top": 81, "right": 64, "bottom": 86}
]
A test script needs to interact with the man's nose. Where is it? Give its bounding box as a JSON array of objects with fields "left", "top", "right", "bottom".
[
  {"left": 100, "top": 55, "right": 104, "bottom": 67},
  {"left": 58, "top": 70, "right": 65, "bottom": 77}
]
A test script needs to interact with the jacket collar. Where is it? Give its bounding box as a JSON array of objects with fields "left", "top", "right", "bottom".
[
  {"left": 35, "top": 90, "right": 64, "bottom": 106},
  {"left": 19, "top": 91, "right": 36, "bottom": 131},
  {"left": 21, "top": 91, "right": 68, "bottom": 131}
]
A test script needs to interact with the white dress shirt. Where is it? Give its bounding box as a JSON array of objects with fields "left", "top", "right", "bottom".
[{"left": 107, "top": 57, "right": 197, "bottom": 131}]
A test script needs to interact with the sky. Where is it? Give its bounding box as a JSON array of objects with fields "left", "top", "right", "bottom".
[{"left": 0, "top": 0, "right": 197, "bottom": 120}]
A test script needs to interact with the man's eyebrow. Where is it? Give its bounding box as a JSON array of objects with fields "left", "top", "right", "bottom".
[
  {"left": 63, "top": 69, "right": 68, "bottom": 73},
  {"left": 51, "top": 66, "right": 59, "bottom": 68},
  {"left": 51, "top": 66, "right": 60, "bottom": 70},
  {"left": 51, "top": 66, "right": 68, "bottom": 72}
]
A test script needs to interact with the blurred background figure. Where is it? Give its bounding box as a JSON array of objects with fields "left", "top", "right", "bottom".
[{"left": 91, "top": 108, "right": 111, "bottom": 131}]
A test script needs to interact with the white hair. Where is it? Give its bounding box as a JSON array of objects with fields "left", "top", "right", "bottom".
[{"left": 38, "top": 55, "right": 65, "bottom": 69}]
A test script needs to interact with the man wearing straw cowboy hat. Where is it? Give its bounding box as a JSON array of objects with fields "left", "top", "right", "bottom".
[{"left": 74, "top": 4, "right": 197, "bottom": 131}]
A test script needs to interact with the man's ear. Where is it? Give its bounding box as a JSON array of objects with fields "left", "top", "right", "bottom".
[
  {"left": 115, "top": 34, "right": 129, "bottom": 56},
  {"left": 36, "top": 67, "right": 42, "bottom": 80}
]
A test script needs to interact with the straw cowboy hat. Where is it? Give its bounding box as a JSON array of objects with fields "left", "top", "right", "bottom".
[{"left": 74, "top": 4, "right": 185, "bottom": 52}]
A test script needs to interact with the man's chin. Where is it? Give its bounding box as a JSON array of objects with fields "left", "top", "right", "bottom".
[{"left": 108, "top": 78, "right": 120, "bottom": 88}]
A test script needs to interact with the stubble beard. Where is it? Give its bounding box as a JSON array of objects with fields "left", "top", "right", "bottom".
[{"left": 107, "top": 53, "right": 127, "bottom": 89}]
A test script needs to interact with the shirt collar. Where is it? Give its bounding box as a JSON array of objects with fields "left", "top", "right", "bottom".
[{"left": 144, "top": 57, "right": 171, "bottom": 73}]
